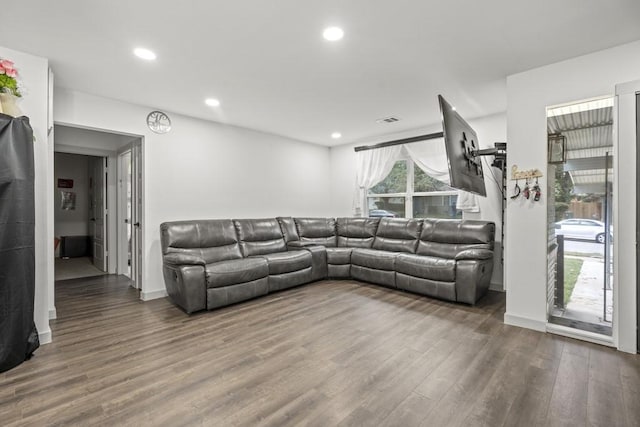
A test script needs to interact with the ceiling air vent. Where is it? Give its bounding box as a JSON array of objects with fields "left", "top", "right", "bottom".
[{"left": 376, "top": 116, "right": 400, "bottom": 124}]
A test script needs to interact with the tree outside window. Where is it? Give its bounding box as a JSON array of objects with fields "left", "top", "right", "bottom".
[{"left": 367, "top": 160, "right": 461, "bottom": 219}]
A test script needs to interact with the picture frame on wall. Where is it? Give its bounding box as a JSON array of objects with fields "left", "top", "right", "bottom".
[{"left": 548, "top": 133, "right": 567, "bottom": 164}]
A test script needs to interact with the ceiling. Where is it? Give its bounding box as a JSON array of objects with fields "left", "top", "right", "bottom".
[{"left": 2, "top": 1, "right": 640, "bottom": 147}]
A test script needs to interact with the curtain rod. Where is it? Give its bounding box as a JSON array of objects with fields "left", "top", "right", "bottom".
[{"left": 353, "top": 131, "right": 444, "bottom": 152}]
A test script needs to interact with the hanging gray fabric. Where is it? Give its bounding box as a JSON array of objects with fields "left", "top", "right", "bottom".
[{"left": 0, "top": 113, "right": 39, "bottom": 373}]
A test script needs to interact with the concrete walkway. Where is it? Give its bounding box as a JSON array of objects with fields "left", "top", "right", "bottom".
[{"left": 564, "top": 256, "right": 612, "bottom": 326}]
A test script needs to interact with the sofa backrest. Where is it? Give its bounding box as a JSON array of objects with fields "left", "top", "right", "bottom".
[
  {"left": 160, "top": 219, "right": 243, "bottom": 264},
  {"left": 233, "top": 218, "right": 287, "bottom": 256},
  {"left": 417, "top": 219, "right": 495, "bottom": 258},
  {"left": 336, "top": 217, "right": 380, "bottom": 248},
  {"left": 372, "top": 218, "right": 422, "bottom": 253},
  {"left": 276, "top": 216, "right": 299, "bottom": 243},
  {"left": 294, "top": 217, "right": 337, "bottom": 247}
]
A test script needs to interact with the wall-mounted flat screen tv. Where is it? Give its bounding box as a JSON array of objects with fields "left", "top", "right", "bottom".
[{"left": 438, "top": 95, "right": 487, "bottom": 196}]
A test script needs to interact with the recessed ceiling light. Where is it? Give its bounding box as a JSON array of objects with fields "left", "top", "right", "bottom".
[
  {"left": 133, "top": 47, "right": 156, "bottom": 61},
  {"left": 331, "top": 132, "right": 342, "bottom": 139},
  {"left": 205, "top": 98, "right": 221, "bottom": 107},
  {"left": 323, "top": 27, "right": 344, "bottom": 41}
]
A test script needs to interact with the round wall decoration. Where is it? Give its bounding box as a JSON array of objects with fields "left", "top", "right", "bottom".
[{"left": 146, "top": 111, "right": 172, "bottom": 134}]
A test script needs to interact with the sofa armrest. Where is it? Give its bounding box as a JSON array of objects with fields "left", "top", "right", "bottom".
[
  {"left": 162, "top": 264, "right": 206, "bottom": 313},
  {"left": 455, "top": 249, "right": 493, "bottom": 261},
  {"left": 455, "top": 258, "right": 494, "bottom": 305},
  {"left": 163, "top": 252, "right": 206, "bottom": 266}
]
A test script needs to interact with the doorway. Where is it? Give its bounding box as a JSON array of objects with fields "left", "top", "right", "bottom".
[
  {"left": 52, "top": 124, "right": 144, "bottom": 291},
  {"left": 546, "top": 97, "right": 614, "bottom": 337},
  {"left": 54, "top": 152, "right": 108, "bottom": 281}
]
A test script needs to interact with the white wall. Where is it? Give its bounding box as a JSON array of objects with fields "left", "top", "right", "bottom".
[
  {"left": 54, "top": 153, "right": 90, "bottom": 245},
  {"left": 329, "top": 112, "right": 507, "bottom": 288},
  {"left": 54, "top": 88, "right": 332, "bottom": 300},
  {"left": 0, "top": 46, "right": 51, "bottom": 343},
  {"left": 505, "top": 40, "right": 640, "bottom": 351}
]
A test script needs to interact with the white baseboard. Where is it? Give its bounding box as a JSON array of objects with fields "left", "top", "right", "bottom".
[
  {"left": 618, "top": 342, "right": 637, "bottom": 354},
  {"left": 49, "top": 307, "right": 57, "bottom": 320},
  {"left": 546, "top": 323, "right": 614, "bottom": 348},
  {"left": 39, "top": 329, "right": 52, "bottom": 345},
  {"left": 504, "top": 312, "right": 547, "bottom": 332},
  {"left": 141, "top": 288, "right": 168, "bottom": 301}
]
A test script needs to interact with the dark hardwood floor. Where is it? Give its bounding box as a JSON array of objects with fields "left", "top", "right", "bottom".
[{"left": 1, "top": 275, "right": 638, "bottom": 426}]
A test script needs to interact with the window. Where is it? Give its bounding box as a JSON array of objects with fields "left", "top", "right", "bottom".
[{"left": 367, "top": 160, "right": 461, "bottom": 219}]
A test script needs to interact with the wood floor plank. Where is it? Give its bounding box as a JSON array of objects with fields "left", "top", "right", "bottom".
[
  {"left": 544, "top": 347, "right": 590, "bottom": 427},
  {"left": 415, "top": 325, "right": 522, "bottom": 426},
  {"left": 618, "top": 354, "right": 640, "bottom": 427},
  {"left": 1, "top": 275, "right": 637, "bottom": 426}
]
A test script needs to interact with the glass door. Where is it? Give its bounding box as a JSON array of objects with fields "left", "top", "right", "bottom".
[{"left": 547, "top": 97, "right": 614, "bottom": 336}]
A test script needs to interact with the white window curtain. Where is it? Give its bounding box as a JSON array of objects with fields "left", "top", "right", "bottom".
[
  {"left": 354, "top": 139, "right": 480, "bottom": 216},
  {"left": 403, "top": 140, "right": 450, "bottom": 184},
  {"left": 404, "top": 140, "right": 480, "bottom": 213},
  {"left": 354, "top": 145, "right": 403, "bottom": 215}
]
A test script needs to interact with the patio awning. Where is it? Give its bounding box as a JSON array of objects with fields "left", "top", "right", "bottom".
[{"left": 547, "top": 100, "right": 613, "bottom": 194}]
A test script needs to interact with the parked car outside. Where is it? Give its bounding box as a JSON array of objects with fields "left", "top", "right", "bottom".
[
  {"left": 554, "top": 218, "right": 611, "bottom": 243},
  {"left": 369, "top": 209, "right": 397, "bottom": 218}
]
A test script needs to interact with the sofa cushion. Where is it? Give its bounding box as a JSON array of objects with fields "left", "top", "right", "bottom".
[
  {"left": 326, "top": 247, "right": 352, "bottom": 265},
  {"left": 372, "top": 218, "right": 422, "bottom": 253},
  {"left": 417, "top": 219, "right": 495, "bottom": 259},
  {"left": 161, "top": 219, "right": 243, "bottom": 264},
  {"left": 395, "top": 254, "right": 456, "bottom": 282},
  {"left": 206, "top": 258, "right": 269, "bottom": 288},
  {"left": 336, "top": 217, "right": 380, "bottom": 248},
  {"left": 294, "top": 217, "right": 337, "bottom": 247},
  {"left": 234, "top": 218, "right": 287, "bottom": 256},
  {"left": 253, "top": 250, "right": 312, "bottom": 275},
  {"left": 351, "top": 248, "right": 397, "bottom": 271}
]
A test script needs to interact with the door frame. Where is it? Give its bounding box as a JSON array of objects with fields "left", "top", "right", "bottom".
[
  {"left": 614, "top": 79, "right": 639, "bottom": 353},
  {"left": 51, "top": 122, "right": 146, "bottom": 322}
]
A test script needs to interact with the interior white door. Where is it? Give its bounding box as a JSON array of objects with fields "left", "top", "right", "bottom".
[
  {"left": 117, "top": 150, "right": 133, "bottom": 279},
  {"left": 90, "top": 156, "right": 107, "bottom": 271},
  {"left": 132, "top": 141, "right": 143, "bottom": 289}
]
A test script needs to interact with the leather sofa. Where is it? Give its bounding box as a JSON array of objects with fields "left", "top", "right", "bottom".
[{"left": 160, "top": 217, "right": 495, "bottom": 314}]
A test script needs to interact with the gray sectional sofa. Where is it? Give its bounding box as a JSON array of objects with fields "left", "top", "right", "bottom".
[{"left": 160, "top": 217, "right": 495, "bottom": 314}]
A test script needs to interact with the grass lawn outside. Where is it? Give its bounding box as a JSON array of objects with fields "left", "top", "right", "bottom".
[{"left": 563, "top": 257, "right": 584, "bottom": 304}]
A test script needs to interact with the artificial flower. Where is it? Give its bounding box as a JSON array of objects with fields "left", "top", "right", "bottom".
[{"left": 0, "top": 57, "right": 21, "bottom": 96}]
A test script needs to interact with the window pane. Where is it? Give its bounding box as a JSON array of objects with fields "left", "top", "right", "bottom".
[
  {"left": 414, "top": 166, "right": 453, "bottom": 192},
  {"left": 367, "top": 197, "right": 405, "bottom": 218},
  {"left": 368, "top": 161, "right": 407, "bottom": 194},
  {"left": 413, "top": 195, "right": 461, "bottom": 219}
]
